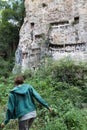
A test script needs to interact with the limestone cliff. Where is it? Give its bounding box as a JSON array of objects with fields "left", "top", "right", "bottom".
[{"left": 13, "top": 0, "right": 87, "bottom": 72}]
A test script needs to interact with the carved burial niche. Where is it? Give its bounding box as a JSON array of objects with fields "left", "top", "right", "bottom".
[
  {"left": 74, "top": 16, "right": 79, "bottom": 24},
  {"left": 30, "top": 22, "right": 34, "bottom": 28}
]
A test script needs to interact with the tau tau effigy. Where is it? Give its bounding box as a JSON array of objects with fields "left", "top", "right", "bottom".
[{"left": 14, "top": 0, "right": 87, "bottom": 72}]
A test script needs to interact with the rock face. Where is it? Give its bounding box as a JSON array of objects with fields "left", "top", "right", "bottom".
[{"left": 14, "top": 0, "right": 87, "bottom": 72}]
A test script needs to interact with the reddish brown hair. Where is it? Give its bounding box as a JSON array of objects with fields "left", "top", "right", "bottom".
[{"left": 14, "top": 75, "right": 24, "bottom": 86}]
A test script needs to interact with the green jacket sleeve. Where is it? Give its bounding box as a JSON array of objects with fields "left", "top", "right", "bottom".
[
  {"left": 4, "top": 93, "right": 15, "bottom": 125},
  {"left": 30, "top": 86, "right": 49, "bottom": 110}
]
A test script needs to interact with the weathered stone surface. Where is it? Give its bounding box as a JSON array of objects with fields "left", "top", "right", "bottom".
[{"left": 14, "top": 0, "right": 87, "bottom": 72}]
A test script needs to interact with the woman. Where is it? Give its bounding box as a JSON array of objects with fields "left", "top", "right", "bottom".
[{"left": 1, "top": 75, "right": 52, "bottom": 130}]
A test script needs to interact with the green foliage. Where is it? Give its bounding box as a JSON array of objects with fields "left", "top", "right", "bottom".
[
  {"left": 0, "top": 57, "right": 15, "bottom": 77},
  {"left": 0, "top": 21, "right": 19, "bottom": 52},
  {"left": 64, "top": 109, "right": 87, "bottom": 130},
  {"left": 41, "top": 118, "right": 68, "bottom": 130},
  {"left": 0, "top": 58, "right": 87, "bottom": 130},
  {"left": 0, "top": 0, "right": 25, "bottom": 77},
  {"left": 51, "top": 58, "right": 86, "bottom": 86},
  {"left": 0, "top": 0, "right": 25, "bottom": 58},
  {"left": 0, "top": 0, "right": 9, "bottom": 10}
]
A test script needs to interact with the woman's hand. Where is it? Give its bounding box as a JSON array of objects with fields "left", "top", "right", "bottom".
[
  {"left": 1, "top": 123, "right": 5, "bottom": 128},
  {"left": 49, "top": 107, "right": 52, "bottom": 112}
]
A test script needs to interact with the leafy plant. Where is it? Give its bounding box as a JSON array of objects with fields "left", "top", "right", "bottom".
[{"left": 0, "top": 58, "right": 87, "bottom": 130}]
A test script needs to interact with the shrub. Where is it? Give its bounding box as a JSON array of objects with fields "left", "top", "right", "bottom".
[
  {"left": 41, "top": 118, "right": 67, "bottom": 130},
  {"left": 64, "top": 109, "right": 87, "bottom": 130}
]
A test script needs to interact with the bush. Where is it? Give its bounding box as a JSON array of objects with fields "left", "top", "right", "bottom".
[
  {"left": 41, "top": 118, "right": 67, "bottom": 130},
  {"left": 64, "top": 109, "right": 87, "bottom": 130},
  {"left": 51, "top": 58, "right": 86, "bottom": 86},
  {"left": 0, "top": 57, "right": 14, "bottom": 77},
  {"left": 1, "top": 58, "right": 87, "bottom": 130}
]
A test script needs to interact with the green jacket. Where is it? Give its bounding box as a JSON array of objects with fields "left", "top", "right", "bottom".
[{"left": 4, "top": 84, "right": 49, "bottom": 125}]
